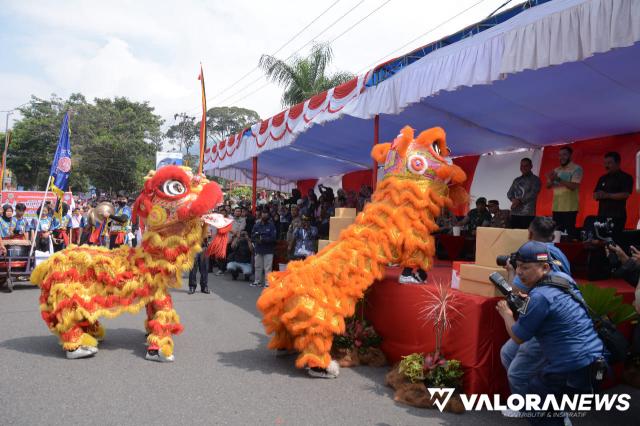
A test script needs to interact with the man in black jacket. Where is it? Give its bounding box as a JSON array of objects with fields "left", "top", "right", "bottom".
[
  {"left": 593, "top": 151, "right": 633, "bottom": 238},
  {"left": 250, "top": 211, "right": 277, "bottom": 288}
]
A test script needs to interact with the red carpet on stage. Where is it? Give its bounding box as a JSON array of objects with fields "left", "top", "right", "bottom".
[{"left": 365, "top": 261, "right": 636, "bottom": 396}]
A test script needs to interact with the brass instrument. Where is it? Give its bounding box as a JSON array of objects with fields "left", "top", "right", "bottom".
[{"left": 88, "top": 202, "right": 115, "bottom": 226}]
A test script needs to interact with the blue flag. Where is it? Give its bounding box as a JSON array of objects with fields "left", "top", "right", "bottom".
[{"left": 50, "top": 112, "right": 71, "bottom": 218}]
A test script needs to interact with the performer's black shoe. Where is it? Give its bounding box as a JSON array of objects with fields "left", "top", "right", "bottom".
[
  {"left": 188, "top": 287, "right": 196, "bottom": 294},
  {"left": 201, "top": 288, "right": 210, "bottom": 294}
]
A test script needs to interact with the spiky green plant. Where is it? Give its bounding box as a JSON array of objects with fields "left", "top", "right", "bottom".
[{"left": 578, "top": 283, "right": 638, "bottom": 324}]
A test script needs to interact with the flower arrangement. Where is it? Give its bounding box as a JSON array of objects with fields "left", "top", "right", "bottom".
[
  {"left": 332, "top": 298, "right": 386, "bottom": 367},
  {"left": 333, "top": 316, "right": 382, "bottom": 352},
  {"left": 386, "top": 281, "right": 465, "bottom": 412}
]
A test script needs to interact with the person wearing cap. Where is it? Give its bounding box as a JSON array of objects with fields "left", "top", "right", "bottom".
[
  {"left": 499, "top": 217, "right": 572, "bottom": 417},
  {"left": 496, "top": 241, "right": 604, "bottom": 423}
]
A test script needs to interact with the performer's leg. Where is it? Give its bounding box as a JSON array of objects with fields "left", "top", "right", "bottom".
[
  {"left": 85, "top": 320, "right": 105, "bottom": 342},
  {"left": 144, "top": 303, "right": 155, "bottom": 334},
  {"left": 57, "top": 314, "right": 99, "bottom": 359},
  {"left": 145, "top": 295, "right": 183, "bottom": 362}
]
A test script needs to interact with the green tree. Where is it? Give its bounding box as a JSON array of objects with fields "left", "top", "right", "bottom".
[
  {"left": 7, "top": 95, "right": 68, "bottom": 190},
  {"left": 206, "top": 106, "right": 260, "bottom": 141},
  {"left": 259, "top": 42, "right": 354, "bottom": 107},
  {"left": 229, "top": 185, "right": 253, "bottom": 199},
  {"left": 7, "top": 94, "right": 163, "bottom": 193},
  {"left": 75, "top": 97, "right": 162, "bottom": 193},
  {"left": 166, "top": 113, "right": 197, "bottom": 154}
]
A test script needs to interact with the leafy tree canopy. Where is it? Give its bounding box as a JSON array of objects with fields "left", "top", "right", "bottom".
[
  {"left": 7, "top": 94, "right": 163, "bottom": 193},
  {"left": 259, "top": 42, "right": 354, "bottom": 107},
  {"left": 206, "top": 106, "right": 260, "bottom": 141}
]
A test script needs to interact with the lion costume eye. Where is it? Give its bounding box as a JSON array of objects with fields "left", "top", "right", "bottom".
[
  {"left": 162, "top": 180, "right": 186, "bottom": 196},
  {"left": 407, "top": 154, "right": 428, "bottom": 175},
  {"left": 432, "top": 141, "right": 441, "bottom": 156}
]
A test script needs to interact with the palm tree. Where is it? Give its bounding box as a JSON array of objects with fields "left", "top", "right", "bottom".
[{"left": 259, "top": 42, "right": 355, "bottom": 107}]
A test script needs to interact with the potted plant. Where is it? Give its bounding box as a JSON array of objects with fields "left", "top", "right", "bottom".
[
  {"left": 385, "top": 282, "right": 465, "bottom": 413},
  {"left": 579, "top": 283, "right": 640, "bottom": 388},
  {"left": 332, "top": 299, "right": 387, "bottom": 368}
]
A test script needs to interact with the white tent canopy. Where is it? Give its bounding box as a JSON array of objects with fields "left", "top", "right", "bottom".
[{"left": 204, "top": 0, "right": 640, "bottom": 182}]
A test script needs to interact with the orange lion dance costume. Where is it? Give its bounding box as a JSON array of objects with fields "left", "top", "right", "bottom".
[
  {"left": 30, "top": 166, "right": 228, "bottom": 362},
  {"left": 257, "top": 126, "right": 467, "bottom": 377}
]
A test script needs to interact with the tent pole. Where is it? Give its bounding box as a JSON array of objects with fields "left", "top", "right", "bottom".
[
  {"left": 252, "top": 156, "right": 257, "bottom": 215},
  {"left": 372, "top": 114, "right": 379, "bottom": 190}
]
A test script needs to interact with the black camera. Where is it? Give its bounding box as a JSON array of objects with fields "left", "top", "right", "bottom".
[
  {"left": 594, "top": 218, "right": 621, "bottom": 265},
  {"left": 489, "top": 272, "right": 529, "bottom": 316},
  {"left": 594, "top": 218, "right": 616, "bottom": 243},
  {"left": 496, "top": 253, "right": 518, "bottom": 269}
]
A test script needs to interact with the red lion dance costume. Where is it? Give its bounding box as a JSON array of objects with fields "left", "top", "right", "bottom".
[
  {"left": 257, "top": 126, "right": 467, "bottom": 378},
  {"left": 31, "top": 166, "right": 229, "bottom": 362}
]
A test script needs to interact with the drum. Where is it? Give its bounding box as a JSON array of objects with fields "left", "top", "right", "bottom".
[
  {"left": 3, "top": 239, "right": 31, "bottom": 258},
  {"left": 0, "top": 239, "right": 30, "bottom": 275}
]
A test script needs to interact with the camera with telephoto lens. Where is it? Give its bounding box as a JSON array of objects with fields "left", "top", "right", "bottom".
[
  {"left": 496, "top": 253, "right": 518, "bottom": 269},
  {"left": 489, "top": 272, "right": 529, "bottom": 316},
  {"left": 593, "top": 218, "right": 620, "bottom": 265},
  {"left": 593, "top": 218, "right": 616, "bottom": 244}
]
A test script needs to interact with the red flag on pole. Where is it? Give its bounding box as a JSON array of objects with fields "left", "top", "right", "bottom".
[{"left": 197, "top": 64, "right": 207, "bottom": 175}]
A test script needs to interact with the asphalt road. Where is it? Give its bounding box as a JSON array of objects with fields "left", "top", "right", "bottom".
[{"left": 1, "top": 274, "right": 638, "bottom": 426}]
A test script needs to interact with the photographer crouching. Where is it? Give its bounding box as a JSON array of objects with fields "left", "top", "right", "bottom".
[
  {"left": 495, "top": 241, "right": 606, "bottom": 425},
  {"left": 499, "top": 217, "right": 571, "bottom": 417}
]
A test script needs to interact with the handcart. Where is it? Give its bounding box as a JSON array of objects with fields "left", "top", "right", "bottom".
[{"left": 0, "top": 239, "right": 39, "bottom": 292}]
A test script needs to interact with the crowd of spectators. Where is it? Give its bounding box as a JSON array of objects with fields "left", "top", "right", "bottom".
[
  {"left": 200, "top": 184, "right": 373, "bottom": 288},
  {"left": 451, "top": 150, "right": 634, "bottom": 242},
  {"left": 0, "top": 192, "right": 138, "bottom": 256}
]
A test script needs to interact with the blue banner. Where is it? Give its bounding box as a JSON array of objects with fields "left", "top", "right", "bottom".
[
  {"left": 50, "top": 112, "right": 71, "bottom": 190},
  {"left": 50, "top": 112, "right": 71, "bottom": 218}
]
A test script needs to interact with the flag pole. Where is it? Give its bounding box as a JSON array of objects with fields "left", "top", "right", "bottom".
[
  {"left": 28, "top": 175, "right": 53, "bottom": 258},
  {"left": 29, "top": 109, "right": 71, "bottom": 258},
  {"left": 198, "top": 63, "right": 207, "bottom": 175},
  {"left": 1, "top": 111, "right": 13, "bottom": 196}
]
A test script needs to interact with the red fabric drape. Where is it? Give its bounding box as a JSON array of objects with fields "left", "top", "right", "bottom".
[
  {"left": 342, "top": 170, "right": 373, "bottom": 193},
  {"left": 452, "top": 155, "right": 480, "bottom": 216},
  {"left": 296, "top": 179, "right": 318, "bottom": 195},
  {"left": 536, "top": 133, "right": 640, "bottom": 228},
  {"left": 365, "top": 267, "right": 510, "bottom": 396}
]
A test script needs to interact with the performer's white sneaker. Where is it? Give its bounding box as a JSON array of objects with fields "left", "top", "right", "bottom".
[
  {"left": 398, "top": 275, "right": 421, "bottom": 284},
  {"left": 83, "top": 345, "right": 98, "bottom": 355},
  {"left": 145, "top": 350, "right": 175, "bottom": 362},
  {"left": 307, "top": 360, "right": 340, "bottom": 379},
  {"left": 66, "top": 347, "right": 96, "bottom": 359}
]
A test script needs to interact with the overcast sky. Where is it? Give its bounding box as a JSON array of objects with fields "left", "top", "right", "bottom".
[{"left": 1, "top": 0, "right": 520, "bottom": 128}]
